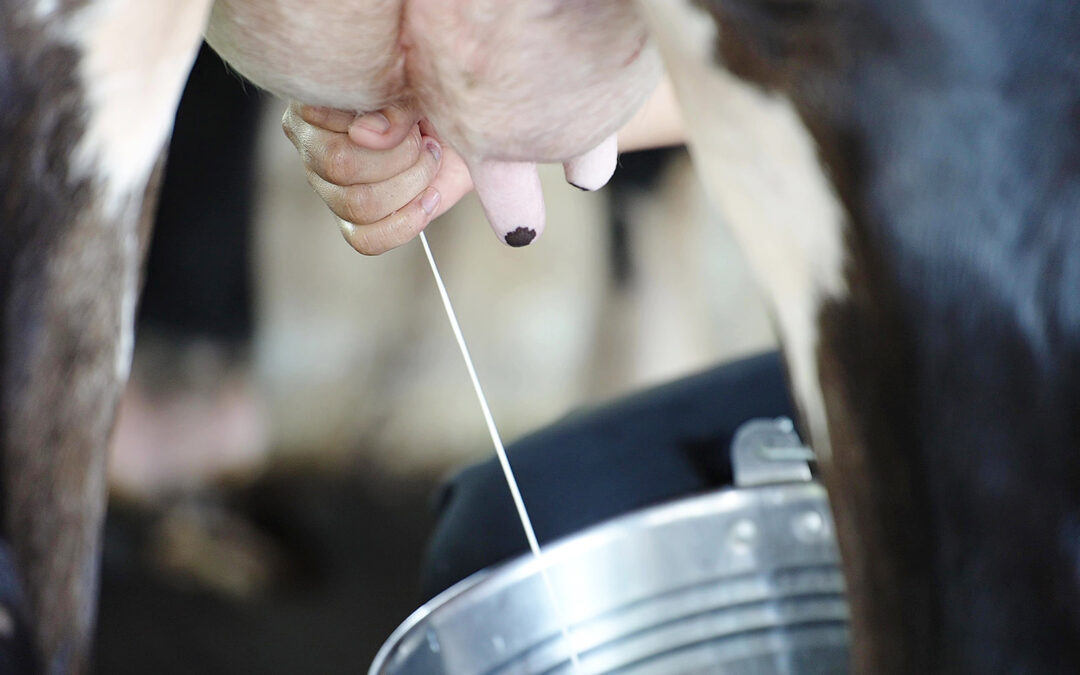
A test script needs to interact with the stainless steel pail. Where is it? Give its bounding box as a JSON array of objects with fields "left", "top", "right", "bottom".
[{"left": 371, "top": 419, "right": 849, "bottom": 674}]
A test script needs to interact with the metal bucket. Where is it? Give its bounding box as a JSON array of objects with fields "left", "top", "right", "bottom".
[{"left": 370, "top": 419, "right": 850, "bottom": 674}]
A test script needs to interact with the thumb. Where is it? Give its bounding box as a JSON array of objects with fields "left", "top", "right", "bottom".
[{"left": 347, "top": 102, "right": 422, "bottom": 150}]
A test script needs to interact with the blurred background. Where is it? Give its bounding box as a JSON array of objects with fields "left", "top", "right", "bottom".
[{"left": 93, "top": 45, "right": 774, "bottom": 673}]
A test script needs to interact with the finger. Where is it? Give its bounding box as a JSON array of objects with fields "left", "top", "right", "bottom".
[
  {"left": 339, "top": 187, "right": 442, "bottom": 255},
  {"left": 296, "top": 102, "right": 356, "bottom": 133},
  {"left": 308, "top": 123, "right": 424, "bottom": 187},
  {"left": 347, "top": 103, "right": 421, "bottom": 151},
  {"left": 308, "top": 137, "right": 442, "bottom": 225},
  {"left": 469, "top": 159, "right": 545, "bottom": 247},
  {"left": 426, "top": 144, "right": 474, "bottom": 220}
]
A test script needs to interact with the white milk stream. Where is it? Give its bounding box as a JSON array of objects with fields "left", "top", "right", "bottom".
[{"left": 418, "top": 232, "right": 583, "bottom": 672}]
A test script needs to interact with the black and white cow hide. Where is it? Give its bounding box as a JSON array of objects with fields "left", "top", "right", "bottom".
[{"left": 641, "top": 1, "right": 1080, "bottom": 672}]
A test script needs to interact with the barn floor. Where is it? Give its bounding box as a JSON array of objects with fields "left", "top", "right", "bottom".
[{"left": 93, "top": 462, "right": 438, "bottom": 674}]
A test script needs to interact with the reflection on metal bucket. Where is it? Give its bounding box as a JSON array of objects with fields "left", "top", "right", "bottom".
[{"left": 370, "top": 419, "right": 850, "bottom": 674}]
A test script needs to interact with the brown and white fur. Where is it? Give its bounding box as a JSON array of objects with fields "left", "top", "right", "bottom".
[{"left": 0, "top": 0, "right": 210, "bottom": 671}]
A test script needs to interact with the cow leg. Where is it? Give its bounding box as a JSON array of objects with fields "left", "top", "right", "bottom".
[
  {"left": 2, "top": 159, "right": 166, "bottom": 675},
  {"left": 0, "top": 2, "right": 210, "bottom": 671}
]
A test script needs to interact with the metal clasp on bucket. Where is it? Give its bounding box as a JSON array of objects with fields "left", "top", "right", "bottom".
[{"left": 731, "top": 417, "right": 816, "bottom": 488}]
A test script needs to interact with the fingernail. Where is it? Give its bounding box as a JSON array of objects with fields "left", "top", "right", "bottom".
[
  {"left": 420, "top": 187, "right": 441, "bottom": 215},
  {"left": 504, "top": 227, "right": 537, "bottom": 247},
  {"left": 425, "top": 138, "right": 441, "bottom": 163},
  {"left": 354, "top": 111, "right": 391, "bottom": 133}
]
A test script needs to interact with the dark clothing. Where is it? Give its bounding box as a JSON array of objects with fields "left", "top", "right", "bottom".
[
  {"left": 421, "top": 351, "right": 793, "bottom": 600},
  {"left": 139, "top": 45, "right": 261, "bottom": 344}
]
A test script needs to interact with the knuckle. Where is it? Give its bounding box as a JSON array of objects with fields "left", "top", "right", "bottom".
[
  {"left": 350, "top": 231, "right": 389, "bottom": 256},
  {"left": 342, "top": 184, "right": 376, "bottom": 224},
  {"left": 302, "top": 105, "right": 328, "bottom": 127},
  {"left": 323, "top": 142, "right": 357, "bottom": 184},
  {"left": 385, "top": 209, "right": 423, "bottom": 245},
  {"left": 350, "top": 212, "right": 419, "bottom": 256}
]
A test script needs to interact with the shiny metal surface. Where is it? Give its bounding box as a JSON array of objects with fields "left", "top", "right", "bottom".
[
  {"left": 371, "top": 420, "right": 849, "bottom": 674},
  {"left": 731, "top": 418, "right": 815, "bottom": 488}
]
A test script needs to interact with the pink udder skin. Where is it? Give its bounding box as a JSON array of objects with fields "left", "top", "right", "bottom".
[{"left": 207, "top": 0, "right": 661, "bottom": 245}]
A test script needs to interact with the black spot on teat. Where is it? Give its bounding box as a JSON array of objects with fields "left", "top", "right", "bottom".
[
  {"left": 568, "top": 181, "right": 590, "bottom": 192},
  {"left": 504, "top": 227, "right": 537, "bottom": 247}
]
